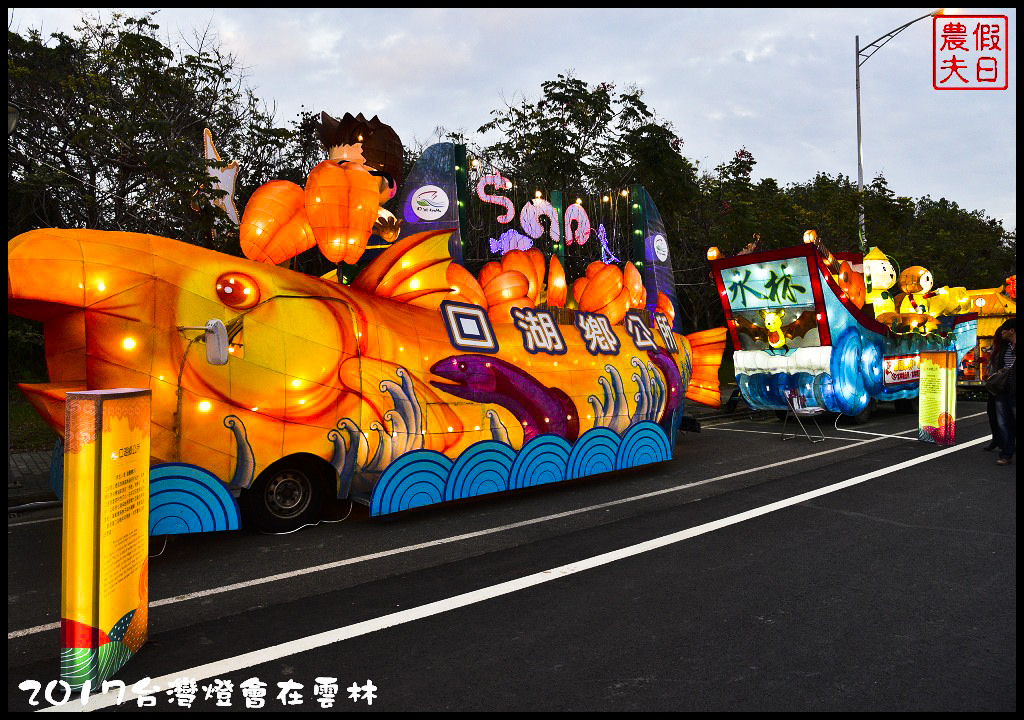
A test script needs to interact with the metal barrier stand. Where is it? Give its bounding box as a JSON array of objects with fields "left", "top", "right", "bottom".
[{"left": 781, "top": 392, "right": 826, "bottom": 443}]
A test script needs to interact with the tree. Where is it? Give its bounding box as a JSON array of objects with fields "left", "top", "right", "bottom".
[
  {"left": 7, "top": 11, "right": 302, "bottom": 255},
  {"left": 7, "top": 11, "right": 319, "bottom": 383},
  {"left": 477, "top": 73, "right": 693, "bottom": 199}
]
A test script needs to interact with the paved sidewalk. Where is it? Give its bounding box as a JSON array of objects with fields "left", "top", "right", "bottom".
[{"left": 8, "top": 449, "right": 58, "bottom": 507}]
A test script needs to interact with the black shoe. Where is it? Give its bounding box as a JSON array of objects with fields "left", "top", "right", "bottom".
[{"left": 983, "top": 441, "right": 999, "bottom": 451}]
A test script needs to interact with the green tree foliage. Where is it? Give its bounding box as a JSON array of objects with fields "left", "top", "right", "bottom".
[
  {"left": 7, "top": 12, "right": 308, "bottom": 254},
  {"left": 464, "top": 72, "right": 1014, "bottom": 331},
  {"left": 478, "top": 73, "right": 697, "bottom": 202},
  {"left": 7, "top": 11, "right": 319, "bottom": 382}
]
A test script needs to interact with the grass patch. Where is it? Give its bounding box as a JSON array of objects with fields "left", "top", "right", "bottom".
[{"left": 8, "top": 399, "right": 59, "bottom": 451}]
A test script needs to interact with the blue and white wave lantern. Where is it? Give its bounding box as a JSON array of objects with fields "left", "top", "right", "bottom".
[{"left": 370, "top": 421, "right": 672, "bottom": 516}]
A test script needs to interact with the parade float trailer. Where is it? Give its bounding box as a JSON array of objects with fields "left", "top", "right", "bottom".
[
  {"left": 9, "top": 113, "right": 726, "bottom": 535},
  {"left": 708, "top": 232, "right": 977, "bottom": 422}
]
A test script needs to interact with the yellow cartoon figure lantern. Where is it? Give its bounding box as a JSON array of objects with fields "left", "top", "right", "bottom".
[
  {"left": 862, "top": 246, "right": 897, "bottom": 317},
  {"left": 894, "top": 265, "right": 934, "bottom": 315}
]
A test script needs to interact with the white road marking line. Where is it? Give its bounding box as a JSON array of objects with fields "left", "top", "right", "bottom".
[
  {"left": 8, "top": 416, "right": 988, "bottom": 641},
  {"left": 705, "top": 426, "right": 862, "bottom": 441},
  {"left": 1, "top": 431, "right": 902, "bottom": 640},
  {"left": 50, "top": 434, "right": 992, "bottom": 713},
  {"left": 7, "top": 515, "right": 62, "bottom": 527}
]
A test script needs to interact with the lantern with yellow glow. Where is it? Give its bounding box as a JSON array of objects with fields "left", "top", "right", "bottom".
[
  {"left": 623, "top": 262, "right": 645, "bottom": 309},
  {"left": 305, "top": 159, "right": 385, "bottom": 265},
  {"left": 578, "top": 264, "right": 624, "bottom": 313},
  {"left": 445, "top": 263, "right": 487, "bottom": 307},
  {"left": 501, "top": 249, "right": 541, "bottom": 303},
  {"left": 706, "top": 246, "right": 721, "bottom": 261},
  {"left": 483, "top": 268, "right": 534, "bottom": 324},
  {"left": 483, "top": 270, "right": 530, "bottom": 307},
  {"left": 655, "top": 292, "right": 676, "bottom": 325},
  {"left": 837, "top": 261, "right": 866, "bottom": 309},
  {"left": 239, "top": 180, "right": 315, "bottom": 265},
  {"left": 479, "top": 261, "right": 503, "bottom": 289},
  {"left": 546, "top": 254, "right": 567, "bottom": 308}
]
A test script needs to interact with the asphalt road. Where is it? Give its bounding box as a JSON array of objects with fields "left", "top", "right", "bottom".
[{"left": 7, "top": 401, "right": 1016, "bottom": 711}]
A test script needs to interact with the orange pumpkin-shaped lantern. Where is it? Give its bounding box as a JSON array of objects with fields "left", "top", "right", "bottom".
[
  {"left": 526, "top": 248, "right": 547, "bottom": 297},
  {"left": 240, "top": 180, "right": 316, "bottom": 265},
  {"left": 837, "top": 261, "right": 866, "bottom": 309},
  {"left": 546, "top": 255, "right": 567, "bottom": 308},
  {"left": 501, "top": 249, "right": 540, "bottom": 303},
  {"left": 579, "top": 264, "right": 624, "bottom": 312},
  {"left": 483, "top": 270, "right": 530, "bottom": 307},
  {"left": 571, "top": 277, "right": 589, "bottom": 306},
  {"left": 623, "top": 262, "right": 645, "bottom": 309},
  {"left": 479, "top": 261, "right": 503, "bottom": 289},
  {"left": 305, "top": 159, "right": 385, "bottom": 265},
  {"left": 599, "top": 286, "right": 632, "bottom": 325}
]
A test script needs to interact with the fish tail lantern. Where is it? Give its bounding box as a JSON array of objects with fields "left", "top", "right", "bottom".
[
  {"left": 305, "top": 159, "right": 383, "bottom": 264},
  {"left": 309, "top": 112, "right": 405, "bottom": 265}
]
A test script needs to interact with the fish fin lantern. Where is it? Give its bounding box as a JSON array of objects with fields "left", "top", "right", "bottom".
[
  {"left": 351, "top": 228, "right": 457, "bottom": 309},
  {"left": 240, "top": 180, "right": 316, "bottom": 264}
]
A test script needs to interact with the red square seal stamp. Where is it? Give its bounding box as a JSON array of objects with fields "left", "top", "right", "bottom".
[{"left": 934, "top": 15, "right": 1009, "bottom": 90}]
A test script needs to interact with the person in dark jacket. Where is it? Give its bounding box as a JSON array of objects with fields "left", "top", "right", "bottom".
[
  {"left": 989, "top": 318, "right": 1016, "bottom": 465},
  {"left": 984, "top": 324, "right": 1008, "bottom": 452}
]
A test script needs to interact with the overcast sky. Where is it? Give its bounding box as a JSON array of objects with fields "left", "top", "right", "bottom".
[{"left": 9, "top": 8, "right": 1018, "bottom": 235}]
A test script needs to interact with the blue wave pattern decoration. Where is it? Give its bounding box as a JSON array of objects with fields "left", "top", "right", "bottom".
[
  {"left": 446, "top": 441, "right": 515, "bottom": 500},
  {"left": 149, "top": 463, "right": 241, "bottom": 536},
  {"left": 738, "top": 266, "right": 977, "bottom": 414},
  {"left": 370, "top": 451, "right": 452, "bottom": 516},
  {"left": 370, "top": 421, "right": 671, "bottom": 516},
  {"left": 567, "top": 427, "right": 620, "bottom": 480},
  {"left": 511, "top": 435, "right": 572, "bottom": 488}
]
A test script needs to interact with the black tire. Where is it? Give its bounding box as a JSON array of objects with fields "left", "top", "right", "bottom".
[
  {"left": 853, "top": 404, "right": 872, "bottom": 425},
  {"left": 242, "top": 461, "right": 327, "bottom": 533},
  {"left": 894, "top": 398, "right": 917, "bottom": 414}
]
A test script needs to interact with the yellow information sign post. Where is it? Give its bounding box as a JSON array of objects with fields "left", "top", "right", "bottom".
[
  {"left": 61, "top": 389, "right": 150, "bottom": 691},
  {"left": 918, "top": 352, "right": 957, "bottom": 446}
]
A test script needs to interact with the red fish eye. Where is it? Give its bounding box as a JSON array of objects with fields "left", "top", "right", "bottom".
[
  {"left": 215, "top": 272, "right": 260, "bottom": 309},
  {"left": 459, "top": 362, "right": 467, "bottom": 371}
]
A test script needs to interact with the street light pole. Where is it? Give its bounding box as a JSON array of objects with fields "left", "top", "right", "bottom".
[{"left": 855, "top": 9, "right": 945, "bottom": 253}]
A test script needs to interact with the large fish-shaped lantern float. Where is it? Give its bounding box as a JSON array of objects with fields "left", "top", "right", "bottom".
[{"left": 9, "top": 112, "right": 726, "bottom": 533}]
